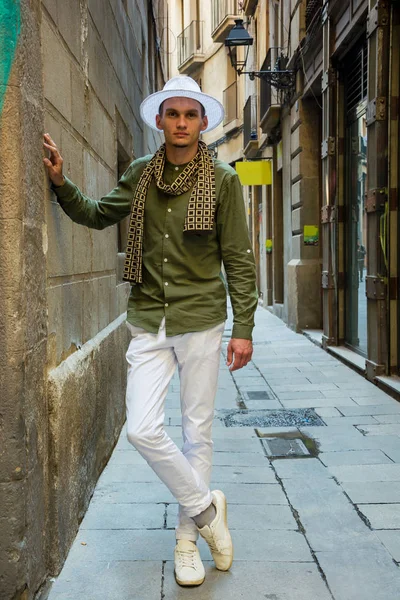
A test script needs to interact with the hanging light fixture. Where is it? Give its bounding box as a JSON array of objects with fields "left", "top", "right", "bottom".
[{"left": 225, "top": 19, "right": 296, "bottom": 91}]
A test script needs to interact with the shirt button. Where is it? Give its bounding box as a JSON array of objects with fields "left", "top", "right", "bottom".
[
  {"left": 167, "top": 208, "right": 172, "bottom": 213},
  {"left": 175, "top": 166, "right": 179, "bottom": 171},
  {"left": 164, "top": 258, "right": 168, "bottom": 262},
  {"left": 165, "top": 303, "right": 169, "bottom": 307},
  {"left": 165, "top": 234, "right": 169, "bottom": 238},
  {"left": 247, "top": 249, "right": 251, "bottom": 253},
  {"left": 165, "top": 282, "right": 169, "bottom": 286}
]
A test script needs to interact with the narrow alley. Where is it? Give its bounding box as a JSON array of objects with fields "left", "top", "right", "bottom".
[{"left": 47, "top": 305, "right": 400, "bottom": 600}]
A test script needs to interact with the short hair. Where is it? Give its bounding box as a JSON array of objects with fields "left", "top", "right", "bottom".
[{"left": 158, "top": 99, "right": 206, "bottom": 118}]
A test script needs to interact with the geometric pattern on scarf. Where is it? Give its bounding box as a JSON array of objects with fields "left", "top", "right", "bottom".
[{"left": 123, "top": 140, "right": 216, "bottom": 284}]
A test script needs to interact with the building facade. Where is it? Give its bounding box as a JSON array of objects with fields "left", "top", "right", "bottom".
[
  {"left": 0, "top": 1, "right": 167, "bottom": 598},
  {"left": 168, "top": 0, "right": 400, "bottom": 393},
  {"left": 253, "top": 0, "right": 400, "bottom": 392}
]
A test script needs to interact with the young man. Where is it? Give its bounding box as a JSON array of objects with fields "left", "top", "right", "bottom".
[{"left": 44, "top": 75, "right": 257, "bottom": 587}]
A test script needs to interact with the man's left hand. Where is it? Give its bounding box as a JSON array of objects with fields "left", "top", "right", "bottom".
[{"left": 226, "top": 338, "right": 253, "bottom": 372}]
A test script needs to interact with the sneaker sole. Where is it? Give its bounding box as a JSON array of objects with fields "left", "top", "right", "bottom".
[
  {"left": 174, "top": 571, "right": 205, "bottom": 587},
  {"left": 212, "top": 490, "right": 233, "bottom": 571}
]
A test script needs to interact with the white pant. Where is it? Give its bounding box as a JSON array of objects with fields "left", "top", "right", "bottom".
[{"left": 125, "top": 317, "right": 224, "bottom": 541}]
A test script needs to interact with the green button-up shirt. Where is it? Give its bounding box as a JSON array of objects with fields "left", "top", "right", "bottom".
[{"left": 53, "top": 155, "right": 258, "bottom": 339}]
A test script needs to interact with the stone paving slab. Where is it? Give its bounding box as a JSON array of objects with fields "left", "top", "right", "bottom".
[
  {"left": 329, "top": 464, "right": 400, "bottom": 482},
  {"left": 375, "top": 530, "right": 400, "bottom": 561},
  {"left": 281, "top": 398, "right": 358, "bottom": 408},
  {"left": 316, "top": 543, "right": 400, "bottom": 600},
  {"left": 211, "top": 451, "right": 269, "bottom": 466},
  {"left": 212, "top": 439, "right": 265, "bottom": 453},
  {"left": 374, "top": 413, "right": 400, "bottom": 423},
  {"left": 166, "top": 503, "right": 297, "bottom": 531},
  {"left": 340, "top": 481, "right": 400, "bottom": 503},
  {"left": 338, "top": 404, "right": 400, "bottom": 416},
  {"left": 210, "top": 465, "right": 276, "bottom": 484},
  {"left": 48, "top": 561, "right": 163, "bottom": 600},
  {"left": 273, "top": 458, "right": 331, "bottom": 480},
  {"left": 163, "top": 561, "right": 333, "bottom": 600},
  {"left": 80, "top": 502, "right": 165, "bottom": 530},
  {"left": 358, "top": 504, "right": 400, "bottom": 529},
  {"left": 319, "top": 449, "right": 392, "bottom": 467},
  {"left": 229, "top": 529, "right": 313, "bottom": 562},
  {"left": 219, "top": 483, "right": 289, "bottom": 505},
  {"left": 321, "top": 416, "right": 378, "bottom": 426},
  {"left": 356, "top": 423, "right": 400, "bottom": 435},
  {"left": 280, "top": 474, "right": 368, "bottom": 553},
  {"left": 92, "top": 481, "right": 175, "bottom": 504}
]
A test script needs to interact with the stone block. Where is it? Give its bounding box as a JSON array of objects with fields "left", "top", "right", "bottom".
[
  {"left": 72, "top": 222, "right": 92, "bottom": 274},
  {"left": 91, "top": 226, "right": 118, "bottom": 272},
  {"left": 98, "top": 276, "right": 111, "bottom": 331},
  {"left": 274, "top": 458, "right": 329, "bottom": 480},
  {"left": 92, "top": 481, "right": 175, "bottom": 504},
  {"left": 42, "top": 17, "right": 72, "bottom": 121},
  {"left": 60, "top": 281, "right": 84, "bottom": 358},
  {"left": 47, "top": 284, "right": 64, "bottom": 368},
  {"left": 83, "top": 149, "right": 99, "bottom": 197},
  {"left": 61, "top": 128, "right": 84, "bottom": 191},
  {"left": 46, "top": 201, "right": 74, "bottom": 276},
  {"left": 211, "top": 452, "right": 269, "bottom": 467},
  {"left": 82, "top": 277, "right": 99, "bottom": 343},
  {"left": 70, "top": 64, "right": 87, "bottom": 137},
  {"left": 57, "top": 0, "right": 81, "bottom": 62},
  {"left": 47, "top": 316, "right": 127, "bottom": 571}
]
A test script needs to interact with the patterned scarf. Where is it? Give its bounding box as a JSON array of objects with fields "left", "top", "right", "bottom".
[{"left": 123, "top": 140, "right": 216, "bottom": 284}]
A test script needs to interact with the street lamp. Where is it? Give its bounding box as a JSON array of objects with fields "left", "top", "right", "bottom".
[{"left": 224, "top": 19, "right": 296, "bottom": 91}]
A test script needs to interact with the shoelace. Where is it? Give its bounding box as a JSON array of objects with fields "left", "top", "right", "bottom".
[{"left": 177, "top": 549, "right": 197, "bottom": 569}]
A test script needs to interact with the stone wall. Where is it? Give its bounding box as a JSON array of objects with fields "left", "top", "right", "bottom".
[{"left": 0, "top": 1, "right": 165, "bottom": 598}]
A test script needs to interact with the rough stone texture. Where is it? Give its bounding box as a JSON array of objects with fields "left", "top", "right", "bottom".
[
  {"left": 47, "top": 315, "right": 129, "bottom": 572},
  {"left": 1, "top": 1, "right": 166, "bottom": 598}
]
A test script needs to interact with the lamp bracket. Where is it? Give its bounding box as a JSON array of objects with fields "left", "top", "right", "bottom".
[{"left": 240, "top": 69, "right": 296, "bottom": 90}]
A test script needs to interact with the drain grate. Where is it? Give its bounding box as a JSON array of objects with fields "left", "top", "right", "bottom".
[
  {"left": 217, "top": 408, "right": 325, "bottom": 428},
  {"left": 262, "top": 437, "right": 310, "bottom": 457}
]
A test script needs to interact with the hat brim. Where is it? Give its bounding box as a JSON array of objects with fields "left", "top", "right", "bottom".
[{"left": 140, "top": 89, "right": 225, "bottom": 133}]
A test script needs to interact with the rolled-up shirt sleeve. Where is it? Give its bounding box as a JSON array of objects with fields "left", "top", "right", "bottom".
[{"left": 216, "top": 172, "right": 258, "bottom": 340}]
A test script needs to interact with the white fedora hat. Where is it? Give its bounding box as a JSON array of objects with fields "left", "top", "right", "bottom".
[{"left": 140, "top": 75, "right": 224, "bottom": 133}]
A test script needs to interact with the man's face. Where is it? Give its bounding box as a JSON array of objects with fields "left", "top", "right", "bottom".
[{"left": 155, "top": 97, "right": 208, "bottom": 150}]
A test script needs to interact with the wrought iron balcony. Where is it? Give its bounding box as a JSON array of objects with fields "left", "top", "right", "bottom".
[
  {"left": 223, "top": 81, "right": 238, "bottom": 127},
  {"left": 243, "top": 94, "right": 258, "bottom": 157},
  {"left": 177, "top": 21, "right": 205, "bottom": 74},
  {"left": 259, "top": 48, "right": 284, "bottom": 138},
  {"left": 211, "top": 0, "right": 241, "bottom": 43}
]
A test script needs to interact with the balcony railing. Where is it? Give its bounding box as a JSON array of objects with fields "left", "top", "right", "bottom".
[
  {"left": 223, "top": 81, "right": 238, "bottom": 126},
  {"left": 243, "top": 94, "right": 258, "bottom": 152},
  {"left": 259, "top": 48, "right": 284, "bottom": 119},
  {"left": 211, "top": 0, "right": 240, "bottom": 42},
  {"left": 305, "top": 0, "right": 323, "bottom": 41},
  {"left": 178, "top": 21, "right": 204, "bottom": 71}
]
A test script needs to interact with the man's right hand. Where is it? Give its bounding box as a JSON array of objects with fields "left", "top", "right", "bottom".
[{"left": 43, "top": 133, "right": 65, "bottom": 187}]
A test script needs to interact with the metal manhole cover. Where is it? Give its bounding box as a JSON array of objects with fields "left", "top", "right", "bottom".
[
  {"left": 217, "top": 408, "right": 325, "bottom": 428},
  {"left": 262, "top": 437, "right": 310, "bottom": 457}
]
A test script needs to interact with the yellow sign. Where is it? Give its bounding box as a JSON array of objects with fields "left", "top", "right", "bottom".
[
  {"left": 304, "top": 225, "right": 319, "bottom": 246},
  {"left": 235, "top": 161, "right": 272, "bottom": 185},
  {"left": 265, "top": 239, "right": 273, "bottom": 254}
]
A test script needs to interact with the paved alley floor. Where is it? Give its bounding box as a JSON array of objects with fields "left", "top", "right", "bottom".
[{"left": 47, "top": 306, "right": 400, "bottom": 600}]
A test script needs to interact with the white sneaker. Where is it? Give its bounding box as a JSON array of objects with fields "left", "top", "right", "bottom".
[
  {"left": 174, "top": 540, "right": 205, "bottom": 586},
  {"left": 197, "top": 490, "right": 233, "bottom": 571}
]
